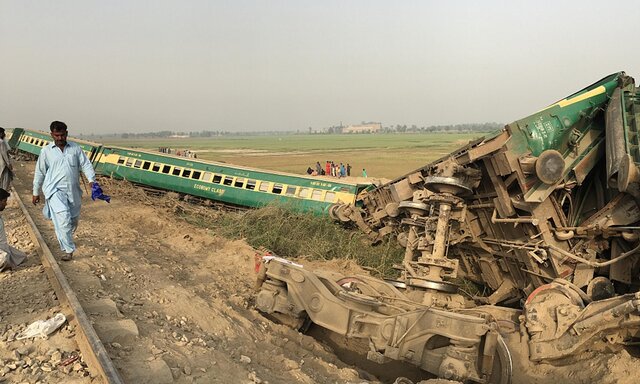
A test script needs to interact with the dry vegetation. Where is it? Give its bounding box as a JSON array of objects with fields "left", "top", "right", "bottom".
[
  {"left": 194, "top": 205, "right": 405, "bottom": 277},
  {"left": 99, "top": 177, "right": 405, "bottom": 277}
]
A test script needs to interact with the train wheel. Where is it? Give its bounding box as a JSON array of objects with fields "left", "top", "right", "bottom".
[{"left": 486, "top": 335, "right": 512, "bottom": 384}]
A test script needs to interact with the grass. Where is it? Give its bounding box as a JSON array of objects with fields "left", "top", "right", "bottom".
[
  {"left": 102, "top": 133, "right": 482, "bottom": 151},
  {"left": 179, "top": 203, "right": 405, "bottom": 277},
  {"left": 102, "top": 133, "right": 488, "bottom": 179}
]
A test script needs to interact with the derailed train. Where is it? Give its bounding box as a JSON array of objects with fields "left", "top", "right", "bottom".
[
  {"left": 8, "top": 128, "right": 372, "bottom": 214},
  {"left": 255, "top": 72, "right": 640, "bottom": 383}
]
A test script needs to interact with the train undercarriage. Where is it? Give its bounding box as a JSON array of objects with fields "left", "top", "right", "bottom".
[{"left": 255, "top": 72, "right": 640, "bottom": 383}]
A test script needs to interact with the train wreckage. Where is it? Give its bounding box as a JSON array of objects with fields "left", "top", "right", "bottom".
[{"left": 255, "top": 72, "right": 640, "bottom": 383}]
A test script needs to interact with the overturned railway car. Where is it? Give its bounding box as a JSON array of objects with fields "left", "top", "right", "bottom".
[
  {"left": 8, "top": 128, "right": 372, "bottom": 214},
  {"left": 256, "top": 72, "right": 640, "bottom": 383}
]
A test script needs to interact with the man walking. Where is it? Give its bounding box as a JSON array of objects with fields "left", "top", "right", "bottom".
[
  {"left": 0, "top": 128, "right": 13, "bottom": 190},
  {"left": 32, "top": 121, "right": 96, "bottom": 261}
]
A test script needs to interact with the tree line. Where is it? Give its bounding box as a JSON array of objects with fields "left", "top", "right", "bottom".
[{"left": 83, "top": 122, "right": 503, "bottom": 140}]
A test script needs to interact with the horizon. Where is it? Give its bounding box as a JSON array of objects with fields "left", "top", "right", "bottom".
[{"left": 2, "top": 1, "right": 639, "bottom": 135}]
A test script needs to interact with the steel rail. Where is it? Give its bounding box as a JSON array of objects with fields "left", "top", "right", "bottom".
[{"left": 12, "top": 188, "right": 124, "bottom": 384}]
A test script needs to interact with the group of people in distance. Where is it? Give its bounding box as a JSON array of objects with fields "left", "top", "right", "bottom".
[
  {"left": 159, "top": 147, "right": 197, "bottom": 158},
  {"left": 307, "top": 161, "right": 352, "bottom": 178},
  {"left": 306, "top": 161, "right": 367, "bottom": 178},
  {"left": 0, "top": 121, "right": 109, "bottom": 273}
]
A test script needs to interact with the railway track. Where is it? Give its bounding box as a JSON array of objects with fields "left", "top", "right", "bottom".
[{"left": 0, "top": 183, "right": 123, "bottom": 383}]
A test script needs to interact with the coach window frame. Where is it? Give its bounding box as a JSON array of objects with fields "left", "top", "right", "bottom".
[{"left": 259, "top": 181, "right": 270, "bottom": 192}]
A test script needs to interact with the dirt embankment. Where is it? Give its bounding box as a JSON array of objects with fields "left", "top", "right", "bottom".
[{"left": 7, "top": 161, "right": 374, "bottom": 384}]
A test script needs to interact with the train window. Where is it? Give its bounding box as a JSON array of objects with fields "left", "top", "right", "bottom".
[
  {"left": 182, "top": 169, "right": 192, "bottom": 178},
  {"left": 152, "top": 163, "right": 160, "bottom": 172},
  {"left": 234, "top": 178, "right": 245, "bottom": 188},
  {"left": 298, "top": 188, "right": 310, "bottom": 198},
  {"left": 246, "top": 180, "right": 256, "bottom": 190},
  {"left": 134, "top": 160, "right": 143, "bottom": 168},
  {"left": 285, "top": 186, "right": 296, "bottom": 196},
  {"left": 142, "top": 161, "right": 151, "bottom": 170},
  {"left": 324, "top": 192, "right": 336, "bottom": 202},
  {"left": 162, "top": 165, "right": 171, "bottom": 174},
  {"left": 117, "top": 157, "right": 125, "bottom": 165},
  {"left": 272, "top": 183, "right": 283, "bottom": 194},
  {"left": 172, "top": 167, "right": 182, "bottom": 176},
  {"left": 312, "top": 190, "right": 323, "bottom": 200},
  {"left": 192, "top": 171, "right": 201, "bottom": 180},
  {"left": 203, "top": 172, "right": 212, "bottom": 182},
  {"left": 125, "top": 158, "right": 133, "bottom": 167},
  {"left": 29, "top": 138, "right": 35, "bottom": 144},
  {"left": 259, "top": 182, "right": 270, "bottom": 192},
  {"left": 212, "top": 175, "right": 222, "bottom": 184},
  {"left": 223, "top": 177, "right": 233, "bottom": 186}
]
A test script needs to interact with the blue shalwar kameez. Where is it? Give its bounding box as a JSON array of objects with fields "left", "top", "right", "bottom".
[{"left": 33, "top": 142, "right": 95, "bottom": 254}]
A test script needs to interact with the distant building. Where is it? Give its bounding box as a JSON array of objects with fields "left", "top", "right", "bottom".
[{"left": 342, "top": 123, "right": 382, "bottom": 134}]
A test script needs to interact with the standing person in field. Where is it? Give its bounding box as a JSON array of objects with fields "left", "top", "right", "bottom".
[
  {"left": 315, "top": 161, "right": 322, "bottom": 175},
  {"left": 32, "top": 121, "right": 96, "bottom": 261},
  {"left": 325, "top": 161, "right": 331, "bottom": 177},
  {"left": 0, "top": 128, "right": 14, "bottom": 191},
  {"left": 340, "top": 163, "right": 346, "bottom": 178},
  {"left": 362, "top": 168, "right": 367, "bottom": 178},
  {"left": 0, "top": 188, "right": 26, "bottom": 271},
  {"left": 346, "top": 163, "right": 352, "bottom": 177}
]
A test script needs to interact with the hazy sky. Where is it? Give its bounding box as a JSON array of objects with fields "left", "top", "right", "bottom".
[{"left": 2, "top": 1, "right": 639, "bottom": 134}]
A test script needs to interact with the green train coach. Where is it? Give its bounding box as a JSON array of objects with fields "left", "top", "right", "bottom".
[
  {"left": 9, "top": 127, "right": 103, "bottom": 161},
  {"left": 8, "top": 128, "right": 373, "bottom": 214}
]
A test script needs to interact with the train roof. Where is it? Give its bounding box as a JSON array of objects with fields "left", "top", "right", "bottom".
[{"left": 12, "top": 127, "right": 105, "bottom": 148}]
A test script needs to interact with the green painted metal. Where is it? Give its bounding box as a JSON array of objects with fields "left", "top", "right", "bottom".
[
  {"left": 94, "top": 146, "right": 368, "bottom": 214},
  {"left": 507, "top": 72, "right": 624, "bottom": 157},
  {"left": 621, "top": 86, "right": 640, "bottom": 163},
  {"left": 7, "top": 128, "right": 24, "bottom": 149}
]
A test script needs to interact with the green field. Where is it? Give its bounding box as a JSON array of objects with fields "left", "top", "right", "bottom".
[{"left": 104, "top": 133, "right": 490, "bottom": 179}]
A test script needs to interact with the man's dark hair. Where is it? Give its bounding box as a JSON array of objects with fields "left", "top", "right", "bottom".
[
  {"left": 50, "top": 121, "right": 68, "bottom": 132},
  {"left": 0, "top": 127, "right": 5, "bottom": 135},
  {"left": 0, "top": 188, "right": 10, "bottom": 200}
]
